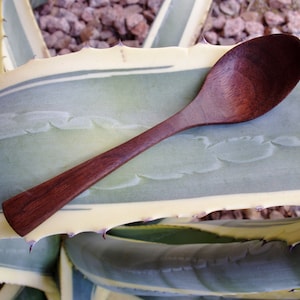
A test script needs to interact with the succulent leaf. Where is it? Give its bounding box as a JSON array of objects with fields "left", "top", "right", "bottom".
[{"left": 64, "top": 231, "right": 300, "bottom": 298}]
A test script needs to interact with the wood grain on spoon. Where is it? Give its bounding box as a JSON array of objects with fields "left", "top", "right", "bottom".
[{"left": 2, "top": 34, "right": 300, "bottom": 236}]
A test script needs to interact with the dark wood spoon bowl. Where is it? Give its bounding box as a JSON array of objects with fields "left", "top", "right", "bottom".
[{"left": 3, "top": 34, "right": 300, "bottom": 236}]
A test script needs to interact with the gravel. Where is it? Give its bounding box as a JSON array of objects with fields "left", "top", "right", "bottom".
[
  {"left": 34, "top": 0, "right": 300, "bottom": 54},
  {"left": 201, "top": 206, "right": 300, "bottom": 220},
  {"left": 34, "top": 0, "right": 164, "bottom": 56},
  {"left": 201, "top": 0, "right": 300, "bottom": 45}
]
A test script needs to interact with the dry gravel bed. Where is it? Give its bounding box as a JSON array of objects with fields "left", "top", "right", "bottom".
[
  {"left": 34, "top": 0, "right": 164, "bottom": 56},
  {"left": 201, "top": 0, "right": 300, "bottom": 45},
  {"left": 201, "top": 206, "right": 300, "bottom": 220},
  {"left": 34, "top": 0, "right": 300, "bottom": 54},
  {"left": 33, "top": 0, "right": 300, "bottom": 220}
]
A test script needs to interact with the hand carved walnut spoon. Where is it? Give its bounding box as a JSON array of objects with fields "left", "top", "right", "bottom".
[{"left": 3, "top": 34, "right": 300, "bottom": 236}]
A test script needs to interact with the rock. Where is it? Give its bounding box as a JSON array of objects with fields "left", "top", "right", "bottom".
[
  {"left": 57, "top": 8, "right": 78, "bottom": 23},
  {"left": 232, "top": 210, "right": 244, "bottom": 219},
  {"left": 80, "top": 25, "right": 101, "bottom": 41},
  {"left": 204, "top": 31, "right": 218, "bottom": 44},
  {"left": 40, "top": 15, "right": 70, "bottom": 33},
  {"left": 48, "top": 48, "right": 57, "bottom": 56},
  {"left": 218, "top": 37, "right": 236, "bottom": 45},
  {"left": 212, "top": 15, "right": 226, "bottom": 30},
  {"left": 58, "top": 48, "right": 72, "bottom": 55},
  {"left": 115, "top": 18, "right": 127, "bottom": 36},
  {"left": 69, "top": 20, "right": 86, "bottom": 36},
  {"left": 43, "top": 32, "right": 57, "bottom": 48},
  {"left": 68, "top": 43, "right": 81, "bottom": 52},
  {"left": 38, "top": 3, "right": 52, "bottom": 15},
  {"left": 81, "top": 7, "right": 96, "bottom": 23},
  {"left": 52, "top": 0, "right": 76, "bottom": 9},
  {"left": 130, "top": 20, "right": 149, "bottom": 41},
  {"left": 124, "top": 4, "right": 143, "bottom": 15},
  {"left": 125, "top": 0, "right": 140, "bottom": 4},
  {"left": 284, "top": 11, "right": 300, "bottom": 34},
  {"left": 126, "top": 12, "right": 144, "bottom": 29},
  {"left": 89, "top": 0, "right": 110, "bottom": 8},
  {"left": 98, "top": 29, "right": 114, "bottom": 40},
  {"left": 99, "top": 6, "right": 118, "bottom": 26},
  {"left": 223, "top": 17, "right": 245, "bottom": 37},
  {"left": 269, "top": 0, "right": 292, "bottom": 10},
  {"left": 270, "top": 27, "right": 282, "bottom": 34},
  {"left": 220, "top": 211, "right": 235, "bottom": 220},
  {"left": 51, "top": 30, "right": 72, "bottom": 50},
  {"left": 241, "top": 11, "right": 260, "bottom": 22},
  {"left": 244, "top": 209, "right": 264, "bottom": 220},
  {"left": 143, "top": 9, "right": 155, "bottom": 22},
  {"left": 245, "top": 21, "right": 264, "bottom": 35},
  {"left": 83, "top": 40, "right": 110, "bottom": 48},
  {"left": 147, "top": 0, "right": 163, "bottom": 14},
  {"left": 38, "top": 15, "right": 52, "bottom": 30},
  {"left": 126, "top": 13, "right": 149, "bottom": 40},
  {"left": 264, "top": 11, "right": 285, "bottom": 27},
  {"left": 70, "top": 2, "right": 87, "bottom": 17},
  {"left": 211, "top": 2, "right": 221, "bottom": 17},
  {"left": 106, "top": 36, "right": 119, "bottom": 46},
  {"left": 52, "top": 17, "right": 71, "bottom": 33},
  {"left": 219, "top": 0, "right": 240, "bottom": 16},
  {"left": 203, "top": 17, "right": 213, "bottom": 31},
  {"left": 269, "top": 210, "right": 285, "bottom": 219},
  {"left": 107, "top": 5, "right": 126, "bottom": 36},
  {"left": 122, "top": 39, "right": 140, "bottom": 47}
]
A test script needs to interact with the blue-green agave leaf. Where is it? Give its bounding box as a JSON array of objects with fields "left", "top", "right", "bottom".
[{"left": 65, "top": 232, "right": 300, "bottom": 298}]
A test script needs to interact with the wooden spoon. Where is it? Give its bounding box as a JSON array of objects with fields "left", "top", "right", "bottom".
[{"left": 2, "top": 34, "right": 300, "bottom": 236}]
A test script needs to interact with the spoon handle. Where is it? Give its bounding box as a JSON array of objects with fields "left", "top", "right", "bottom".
[{"left": 2, "top": 104, "right": 201, "bottom": 236}]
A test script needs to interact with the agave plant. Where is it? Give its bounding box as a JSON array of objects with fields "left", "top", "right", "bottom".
[{"left": 1, "top": 0, "right": 300, "bottom": 299}]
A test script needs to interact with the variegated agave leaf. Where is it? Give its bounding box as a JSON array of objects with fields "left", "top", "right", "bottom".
[
  {"left": 60, "top": 246, "right": 141, "bottom": 300},
  {"left": 0, "top": 236, "right": 60, "bottom": 299},
  {"left": 1, "top": 0, "right": 212, "bottom": 70},
  {"left": 0, "top": 285, "right": 52, "bottom": 300},
  {"left": 109, "top": 217, "right": 300, "bottom": 246},
  {"left": 144, "top": 0, "right": 212, "bottom": 47},
  {"left": 0, "top": 44, "right": 300, "bottom": 241},
  {"left": 1, "top": 0, "right": 49, "bottom": 70},
  {"left": 64, "top": 231, "right": 300, "bottom": 298}
]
